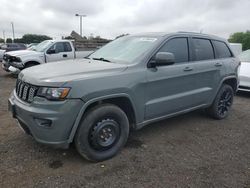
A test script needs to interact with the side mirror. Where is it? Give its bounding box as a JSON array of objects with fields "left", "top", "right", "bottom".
[
  {"left": 47, "top": 49, "right": 56, "bottom": 54},
  {"left": 149, "top": 52, "right": 175, "bottom": 67}
]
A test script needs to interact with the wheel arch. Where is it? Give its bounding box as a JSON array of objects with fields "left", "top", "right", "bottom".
[
  {"left": 68, "top": 94, "right": 137, "bottom": 143},
  {"left": 23, "top": 61, "right": 41, "bottom": 69},
  {"left": 221, "top": 76, "right": 238, "bottom": 94}
]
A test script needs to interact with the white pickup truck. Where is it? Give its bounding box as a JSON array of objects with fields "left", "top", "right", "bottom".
[{"left": 2, "top": 40, "right": 93, "bottom": 73}]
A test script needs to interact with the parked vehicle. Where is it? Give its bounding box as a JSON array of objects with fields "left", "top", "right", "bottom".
[
  {"left": 0, "top": 43, "right": 27, "bottom": 52},
  {"left": 27, "top": 43, "right": 39, "bottom": 50},
  {"left": 8, "top": 32, "right": 240, "bottom": 161},
  {"left": 238, "top": 49, "right": 250, "bottom": 91},
  {"left": 2, "top": 40, "right": 93, "bottom": 73},
  {"left": 0, "top": 43, "right": 27, "bottom": 61},
  {"left": 230, "top": 43, "right": 242, "bottom": 56}
]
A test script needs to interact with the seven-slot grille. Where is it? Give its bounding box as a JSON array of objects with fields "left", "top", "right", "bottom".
[{"left": 16, "top": 79, "right": 38, "bottom": 103}]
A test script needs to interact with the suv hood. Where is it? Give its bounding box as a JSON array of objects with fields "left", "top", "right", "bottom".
[
  {"left": 6, "top": 50, "right": 43, "bottom": 58},
  {"left": 19, "top": 59, "right": 128, "bottom": 86}
]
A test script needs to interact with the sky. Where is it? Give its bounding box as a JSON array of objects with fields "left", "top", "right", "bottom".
[{"left": 0, "top": 0, "right": 250, "bottom": 40}]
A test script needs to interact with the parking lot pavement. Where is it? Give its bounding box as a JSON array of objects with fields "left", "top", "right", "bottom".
[{"left": 0, "top": 68, "right": 250, "bottom": 188}]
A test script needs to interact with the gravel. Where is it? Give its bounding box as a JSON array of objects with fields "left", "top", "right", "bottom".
[{"left": 0, "top": 68, "right": 249, "bottom": 188}]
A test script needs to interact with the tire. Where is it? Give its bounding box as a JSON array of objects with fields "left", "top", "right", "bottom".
[
  {"left": 74, "top": 104, "right": 129, "bottom": 162},
  {"left": 207, "top": 84, "right": 234, "bottom": 120}
]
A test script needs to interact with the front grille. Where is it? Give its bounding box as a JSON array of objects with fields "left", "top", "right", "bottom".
[{"left": 16, "top": 79, "right": 38, "bottom": 103}]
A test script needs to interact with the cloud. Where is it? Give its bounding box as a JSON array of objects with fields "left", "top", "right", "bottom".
[{"left": 0, "top": 0, "right": 249, "bottom": 40}]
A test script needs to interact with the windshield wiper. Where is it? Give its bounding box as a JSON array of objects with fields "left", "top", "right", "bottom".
[{"left": 92, "top": 57, "right": 111, "bottom": 62}]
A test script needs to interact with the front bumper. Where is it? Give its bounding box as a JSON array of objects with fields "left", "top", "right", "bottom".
[
  {"left": 2, "top": 60, "right": 22, "bottom": 73},
  {"left": 9, "top": 90, "right": 84, "bottom": 148},
  {"left": 239, "top": 75, "right": 250, "bottom": 92}
]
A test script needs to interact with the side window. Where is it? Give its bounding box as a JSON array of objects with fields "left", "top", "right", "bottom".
[
  {"left": 159, "top": 38, "right": 189, "bottom": 63},
  {"left": 193, "top": 38, "right": 214, "bottom": 61},
  {"left": 19, "top": 44, "right": 26, "bottom": 48},
  {"left": 63, "top": 42, "right": 72, "bottom": 52},
  {"left": 49, "top": 42, "right": 64, "bottom": 53},
  {"left": 213, "top": 41, "right": 232, "bottom": 58},
  {"left": 9, "top": 44, "right": 17, "bottom": 48}
]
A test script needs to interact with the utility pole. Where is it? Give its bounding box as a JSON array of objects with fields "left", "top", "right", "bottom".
[
  {"left": 11, "top": 22, "right": 15, "bottom": 43},
  {"left": 75, "top": 14, "right": 87, "bottom": 37},
  {"left": 3, "top": 30, "right": 5, "bottom": 43}
]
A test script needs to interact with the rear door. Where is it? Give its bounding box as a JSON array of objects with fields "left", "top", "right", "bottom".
[
  {"left": 189, "top": 37, "right": 222, "bottom": 104},
  {"left": 212, "top": 40, "right": 234, "bottom": 78},
  {"left": 45, "top": 42, "right": 74, "bottom": 62}
]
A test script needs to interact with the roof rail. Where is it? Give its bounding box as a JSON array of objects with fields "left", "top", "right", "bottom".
[{"left": 177, "top": 31, "right": 203, "bottom": 34}]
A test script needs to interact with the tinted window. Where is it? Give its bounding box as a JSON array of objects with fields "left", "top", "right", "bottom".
[
  {"left": 8, "top": 44, "right": 14, "bottom": 48},
  {"left": 193, "top": 38, "right": 214, "bottom": 61},
  {"left": 9, "top": 44, "right": 18, "bottom": 48},
  {"left": 63, "top": 42, "right": 72, "bottom": 52},
  {"left": 213, "top": 41, "right": 232, "bottom": 58},
  {"left": 18, "top": 44, "right": 26, "bottom": 48},
  {"left": 159, "top": 38, "right": 189, "bottom": 63}
]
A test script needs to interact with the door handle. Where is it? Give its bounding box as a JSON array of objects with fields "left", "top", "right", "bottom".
[
  {"left": 63, "top": 54, "right": 67, "bottom": 58},
  {"left": 215, "top": 62, "right": 222, "bottom": 67},
  {"left": 183, "top": 67, "right": 193, "bottom": 71}
]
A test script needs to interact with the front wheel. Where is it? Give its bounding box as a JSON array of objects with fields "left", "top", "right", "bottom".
[
  {"left": 207, "top": 84, "right": 234, "bottom": 120},
  {"left": 74, "top": 104, "right": 129, "bottom": 162}
]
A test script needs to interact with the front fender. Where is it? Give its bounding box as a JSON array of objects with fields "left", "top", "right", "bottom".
[
  {"left": 67, "top": 93, "right": 138, "bottom": 143},
  {"left": 22, "top": 55, "right": 45, "bottom": 66}
]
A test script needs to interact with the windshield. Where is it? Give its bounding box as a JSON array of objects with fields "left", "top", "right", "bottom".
[
  {"left": 239, "top": 50, "right": 250, "bottom": 62},
  {"left": 88, "top": 36, "right": 158, "bottom": 63},
  {"left": 35, "top": 40, "right": 53, "bottom": 52}
]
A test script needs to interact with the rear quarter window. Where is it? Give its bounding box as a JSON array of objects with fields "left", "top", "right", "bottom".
[
  {"left": 193, "top": 38, "right": 214, "bottom": 61},
  {"left": 212, "top": 41, "right": 232, "bottom": 59}
]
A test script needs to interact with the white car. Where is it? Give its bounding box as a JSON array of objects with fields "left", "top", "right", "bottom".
[
  {"left": 2, "top": 40, "right": 93, "bottom": 74},
  {"left": 239, "top": 49, "right": 250, "bottom": 91}
]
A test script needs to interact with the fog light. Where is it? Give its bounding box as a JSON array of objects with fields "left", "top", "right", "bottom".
[{"left": 34, "top": 118, "right": 52, "bottom": 128}]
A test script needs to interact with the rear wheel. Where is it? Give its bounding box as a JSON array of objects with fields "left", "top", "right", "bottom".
[
  {"left": 207, "top": 84, "right": 234, "bottom": 119},
  {"left": 74, "top": 104, "right": 129, "bottom": 161}
]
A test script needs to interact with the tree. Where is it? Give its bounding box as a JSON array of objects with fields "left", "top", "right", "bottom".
[
  {"left": 14, "top": 34, "right": 52, "bottom": 44},
  {"left": 228, "top": 31, "right": 250, "bottom": 51},
  {"left": 6, "top": 38, "right": 12, "bottom": 43},
  {"left": 21, "top": 34, "right": 52, "bottom": 44},
  {"left": 0, "top": 38, "right": 4, "bottom": 43}
]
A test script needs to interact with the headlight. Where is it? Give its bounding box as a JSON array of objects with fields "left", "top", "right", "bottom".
[
  {"left": 10, "top": 56, "right": 21, "bottom": 62},
  {"left": 37, "top": 87, "right": 70, "bottom": 100}
]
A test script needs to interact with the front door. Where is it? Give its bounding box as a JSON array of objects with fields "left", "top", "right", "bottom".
[
  {"left": 145, "top": 37, "right": 198, "bottom": 120},
  {"left": 45, "top": 42, "right": 74, "bottom": 62}
]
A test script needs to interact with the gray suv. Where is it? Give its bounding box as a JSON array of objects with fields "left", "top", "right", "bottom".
[{"left": 8, "top": 32, "right": 240, "bottom": 161}]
